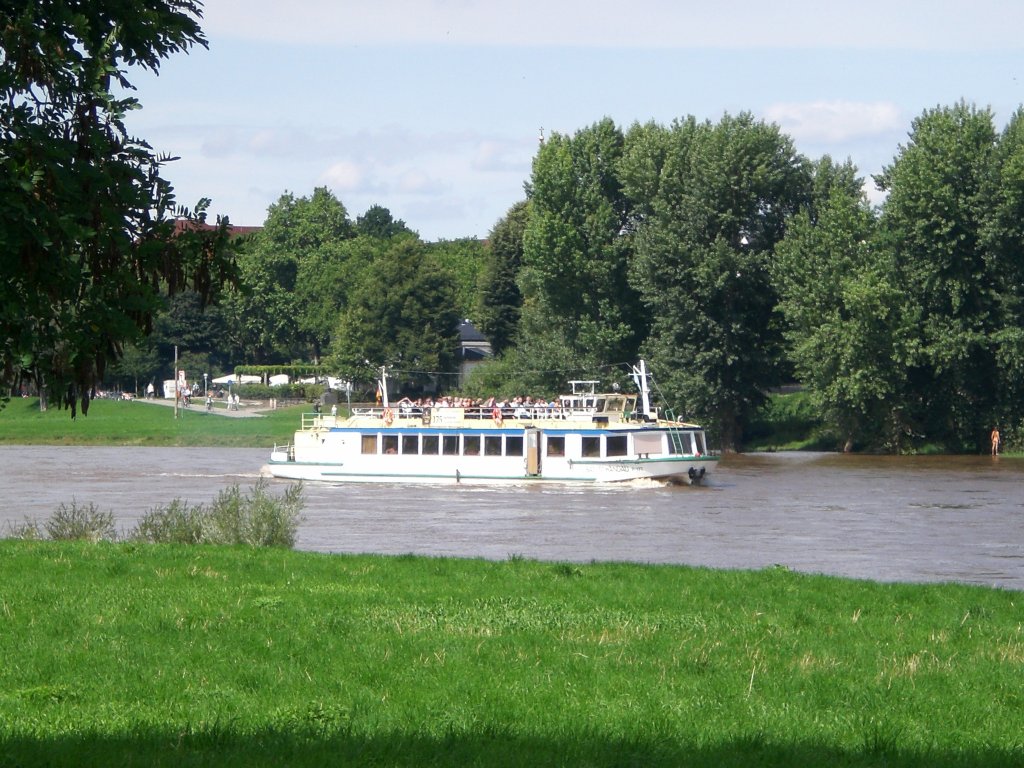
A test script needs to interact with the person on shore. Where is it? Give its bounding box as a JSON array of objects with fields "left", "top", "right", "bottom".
[{"left": 991, "top": 427, "right": 1001, "bottom": 456}]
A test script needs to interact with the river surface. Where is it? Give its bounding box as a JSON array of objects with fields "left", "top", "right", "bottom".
[{"left": 1, "top": 446, "right": 1022, "bottom": 591}]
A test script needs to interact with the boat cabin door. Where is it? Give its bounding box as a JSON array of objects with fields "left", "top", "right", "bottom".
[{"left": 526, "top": 428, "right": 541, "bottom": 476}]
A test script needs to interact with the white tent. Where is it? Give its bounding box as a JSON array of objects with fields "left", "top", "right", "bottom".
[
  {"left": 212, "top": 374, "right": 262, "bottom": 385},
  {"left": 269, "top": 374, "right": 290, "bottom": 386}
]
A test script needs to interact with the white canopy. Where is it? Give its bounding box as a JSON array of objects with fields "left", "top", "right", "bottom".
[{"left": 212, "top": 374, "right": 262, "bottom": 385}]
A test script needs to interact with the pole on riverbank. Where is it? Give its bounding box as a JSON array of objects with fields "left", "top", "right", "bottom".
[{"left": 173, "top": 345, "right": 179, "bottom": 420}]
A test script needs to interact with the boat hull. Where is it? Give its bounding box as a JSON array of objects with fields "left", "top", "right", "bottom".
[{"left": 264, "top": 454, "right": 716, "bottom": 486}]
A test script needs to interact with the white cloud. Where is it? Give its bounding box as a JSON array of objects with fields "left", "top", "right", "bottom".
[
  {"left": 472, "top": 139, "right": 533, "bottom": 173},
  {"left": 396, "top": 169, "right": 448, "bottom": 195},
  {"left": 202, "top": 0, "right": 1024, "bottom": 51},
  {"left": 762, "top": 100, "right": 905, "bottom": 144},
  {"left": 319, "top": 160, "right": 367, "bottom": 192}
]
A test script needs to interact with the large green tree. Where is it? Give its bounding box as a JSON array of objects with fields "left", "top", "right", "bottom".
[
  {"left": 477, "top": 200, "right": 529, "bottom": 356},
  {"left": 876, "top": 102, "right": 1001, "bottom": 449},
  {"left": 356, "top": 204, "right": 413, "bottom": 239},
  {"left": 981, "top": 107, "right": 1024, "bottom": 435},
  {"left": 626, "top": 114, "right": 810, "bottom": 449},
  {"left": 0, "top": 0, "right": 237, "bottom": 415},
  {"left": 425, "top": 237, "right": 486, "bottom": 322},
  {"left": 221, "top": 188, "right": 357, "bottom": 363},
  {"left": 521, "top": 118, "right": 645, "bottom": 368},
  {"left": 328, "top": 239, "right": 459, "bottom": 392},
  {"left": 774, "top": 160, "right": 910, "bottom": 450}
]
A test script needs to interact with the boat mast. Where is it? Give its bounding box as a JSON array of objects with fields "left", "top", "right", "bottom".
[
  {"left": 379, "top": 366, "right": 390, "bottom": 408},
  {"left": 630, "top": 360, "right": 657, "bottom": 420}
]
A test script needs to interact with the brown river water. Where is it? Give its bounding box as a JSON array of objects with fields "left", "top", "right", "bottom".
[{"left": 1, "top": 446, "right": 1021, "bottom": 591}]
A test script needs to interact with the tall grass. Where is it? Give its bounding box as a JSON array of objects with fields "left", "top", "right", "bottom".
[
  {"left": 0, "top": 543, "right": 1021, "bottom": 767},
  {"left": 134, "top": 479, "right": 304, "bottom": 547},
  {"left": 4, "top": 480, "right": 304, "bottom": 548}
]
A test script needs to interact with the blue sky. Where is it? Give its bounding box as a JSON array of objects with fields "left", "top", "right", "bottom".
[{"left": 125, "top": 0, "right": 1024, "bottom": 241}]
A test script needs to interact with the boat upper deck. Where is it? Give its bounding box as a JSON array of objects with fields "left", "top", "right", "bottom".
[{"left": 302, "top": 398, "right": 702, "bottom": 432}]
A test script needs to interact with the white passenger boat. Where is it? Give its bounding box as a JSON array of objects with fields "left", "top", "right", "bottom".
[{"left": 266, "top": 362, "right": 716, "bottom": 485}]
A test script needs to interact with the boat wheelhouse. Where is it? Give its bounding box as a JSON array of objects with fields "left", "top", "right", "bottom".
[{"left": 266, "top": 362, "right": 716, "bottom": 485}]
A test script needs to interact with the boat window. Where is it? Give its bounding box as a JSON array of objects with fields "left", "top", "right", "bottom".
[
  {"left": 634, "top": 432, "right": 664, "bottom": 456},
  {"left": 382, "top": 435, "right": 399, "bottom": 455},
  {"left": 606, "top": 435, "right": 627, "bottom": 457},
  {"left": 484, "top": 436, "right": 502, "bottom": 456},
  {"left": 361, "top": 434, "right": 377, "bottom": 454},
  {"left": 402, "top": 434, "right": 419, "bottom": 454},
  {"left": 582, "top": 436, "right": 600, "bottom": 458},
  {"left": 443, "top": 435, "right": 459, "bottom": 455},
  {"left": 546, "top": 436, "right": 565, "bottom": 457},
  {"left": 695, "top": 432, "right": 706, "bottom": 455},
  {"left": 668, "top": 432, "right": 688, "bottom": 455},
  {"left": 463, "top": 435, "right": 480, "bottom": 456},
  {"left": 506, "top": 435, "right": 524, "bottom": 456},
  {"left": 422, "top": 435, "right": 439, "bottom": 454}
]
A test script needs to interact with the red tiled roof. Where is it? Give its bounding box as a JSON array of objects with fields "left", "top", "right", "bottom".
[{"left": 173, "top": 219, "right": 261, "bottom": 238}]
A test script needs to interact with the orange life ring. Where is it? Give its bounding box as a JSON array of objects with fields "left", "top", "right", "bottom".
[
  {"left": 492, "top": 407, "right": 503, "bottom": 427},
  {"left": 383, "top": 407, "right": 394, "bottom": 425}
]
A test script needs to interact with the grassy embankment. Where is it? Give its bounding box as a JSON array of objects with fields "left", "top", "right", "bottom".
[
  {"left": 1, "top": 540, "right": 1022, "bottom": 767},
  {"left": 0, "top": 396, "right": 303, "bottom": 447}
]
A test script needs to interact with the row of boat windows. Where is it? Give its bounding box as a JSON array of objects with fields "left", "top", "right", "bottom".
[{"left": 359, "top": 433, "right": 633, "bottom": 458}]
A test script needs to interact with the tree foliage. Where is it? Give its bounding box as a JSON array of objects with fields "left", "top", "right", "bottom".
[
  {"left": 426, "top": 237, "right": 487, "bottom": 322},
  {"left": 774, "top": 161, "right": 908, "bottom": 450},
  {"left": 625, "top": 114, "right": 810, "bottom": 449},
  {"left": 0, "top": 1, "right": 238, "bottom": 415},
  {"left": 328, "top": 239, "right": 460, "bottom": 392},
  {"left": 521, "top": 118, "right": 645, "bottom": 368},
  {"left": 477, "top": 200, "right": 529, "bottom": 355},
  {"left": 876, "top": 102, "right": 1002, "bottom": 449}
]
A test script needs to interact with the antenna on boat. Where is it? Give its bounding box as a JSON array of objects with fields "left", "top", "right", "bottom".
[
  {"left": 630, "top": 360, "right": 657, "bottom": 420},
  {"left": 378, "top": 365, "right": 390, "bottom": 408}
]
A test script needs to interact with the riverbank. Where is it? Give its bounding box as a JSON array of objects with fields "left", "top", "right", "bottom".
[
  {"left": 1, "top": 540, "right": 1021, "bottom": 767},
  {"left": 0, "top": 396, "right": 302, "bottom": 447}
]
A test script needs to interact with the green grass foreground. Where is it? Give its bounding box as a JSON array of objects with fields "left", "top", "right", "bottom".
[
  {"left": 0, "top": 397, "right": 302, "bottom": 447},
  {"left": 1, "top": 542, "right": 1021, "bottom": 767}
]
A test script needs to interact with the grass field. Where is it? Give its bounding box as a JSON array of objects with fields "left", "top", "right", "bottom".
[
  {"left": 0, "top": 541, "right": 1021, "bottom": 767},
  {"left": 0, "top": 397, "right": 303, "bottom": 447}
]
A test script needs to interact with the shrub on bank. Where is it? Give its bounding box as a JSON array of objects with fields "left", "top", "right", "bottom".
[
  {"left": 45, "top": 501, "right": 117, "bottom": 542},
  {"left": 4, "top": 480, "right": 305, "bottom": 548}
]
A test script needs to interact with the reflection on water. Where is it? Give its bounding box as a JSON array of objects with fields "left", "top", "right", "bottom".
[{"left": 1, "top": 447, "right": 1022, "bottom": 590}]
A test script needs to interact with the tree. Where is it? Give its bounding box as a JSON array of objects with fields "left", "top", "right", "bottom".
[
  {"left": 220, "top": 188, "right": 359, "bottom": 363},
  {"left": 108, "top": 341, "right": 161, "bottom": 396},
  {"left": 774, "top": 160, "right": 909, "bottom": 450},
  {"left": 328, "top": 239, "right": 460, "bottom": 392},
  {"left": 356, "top": 204, "right": 413, "bottom": 239},
  {"left": 521, "top": 118, "right": 645, "bottom": 368},
  {"left": 982, "top": 108, "right": 1024, "bottom": 436},
  {"left": 220, "top": 236, "right": 301, "bottom": 365},
  {"left": 626, "top": 114, "right": 810, "bottom": 449},
  {"left": 425, "top": 237, "right": 487, "bottom": 322},
  {"left": 477, "top": 200, "right": 529, "bottom": 355},
  {"left": 0, "top": 1, "right": 237, "bottom": 415},
  {"left": 876, "top": 102, "right": 1000, "bottom": 449}
]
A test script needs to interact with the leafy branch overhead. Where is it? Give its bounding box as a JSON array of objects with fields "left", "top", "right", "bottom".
[{"left": 0, "top": 1, "right": 240, "bottom": 417}]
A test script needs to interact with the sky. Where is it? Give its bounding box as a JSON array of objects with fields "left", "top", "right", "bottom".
[{"left": 124, "top": 0, "right": 1024, "bottom": 241}]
